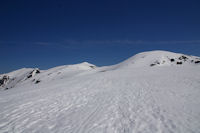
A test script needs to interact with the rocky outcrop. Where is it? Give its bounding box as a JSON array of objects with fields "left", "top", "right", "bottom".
[
  {"left": 0, "top": 75, "right": 9, "bottom": 87},
  {"left": 0, "top": 68, "right": 41, "bottom": 90},
  {"left": 150, "top": 55, "right": 200, "bottom": 67},
  {"left": 26, "top": 69, "right": 40, "bottom": 79}
]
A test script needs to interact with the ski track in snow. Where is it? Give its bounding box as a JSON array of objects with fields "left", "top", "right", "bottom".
[{"left": 0, "top": 66, "right": 200, "bottom": 133}]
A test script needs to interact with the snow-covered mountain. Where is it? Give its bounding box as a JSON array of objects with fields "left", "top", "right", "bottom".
[
  {"left": 0, "top": 62, "right": 96, "bottom": 90},
  {"left": 116, "top": 50, "right": 200, "bottom": 68},
  {"left": 0, "top": 50, "right": 200, "bottom": 133}
]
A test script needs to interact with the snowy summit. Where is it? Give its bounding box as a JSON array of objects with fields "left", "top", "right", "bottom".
[
  {"left": 0, "top": 50, "right": 200, "bottom": 133},
  {"left": 117, "top": 50, "right": 200, "bottom": 68}
]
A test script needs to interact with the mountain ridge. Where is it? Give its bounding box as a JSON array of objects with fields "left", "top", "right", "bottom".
[
  {"left": 1, "top": 50, "right": 200, "bottom": 90},
  {"left": 0, "top": 50, "right": 200, "bottom": 133}
]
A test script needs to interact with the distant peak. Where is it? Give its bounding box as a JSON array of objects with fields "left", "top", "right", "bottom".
[
  {"left": 117, "top": 50, "right": 200, "bottom": 68},
  {"left": 79, "top": 62, "right": 93, "bottom": 65}
]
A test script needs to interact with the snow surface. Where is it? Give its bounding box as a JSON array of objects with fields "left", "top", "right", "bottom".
[{"left": 0, "top": 50, "right": 200, "bottom": 133}]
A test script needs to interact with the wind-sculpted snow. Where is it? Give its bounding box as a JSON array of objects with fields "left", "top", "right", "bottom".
[{"left": 0, "top": 51, "right": 200, "bottom": 133}]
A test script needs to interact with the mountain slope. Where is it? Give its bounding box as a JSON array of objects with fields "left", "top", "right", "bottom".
[
  {"left": 0, "top": 50, "right": 200, "bottom": 133},
  {"left": 116, "top": 50, "right": 200, "bottom": 68},
  {"left": 0, "top": 68, "right": 41, "bottom": 90},
  {"left": 0, "top": 62, "right": 96, "bottom": 90}
]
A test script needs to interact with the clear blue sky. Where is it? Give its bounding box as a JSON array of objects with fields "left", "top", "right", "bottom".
[{"left": 0, "top": 0, "right": 200, "bottom": 73}]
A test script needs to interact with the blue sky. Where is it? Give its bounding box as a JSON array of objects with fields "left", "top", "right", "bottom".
[{"left": 0, "top": 0, "right": 200, "bottom": 73}]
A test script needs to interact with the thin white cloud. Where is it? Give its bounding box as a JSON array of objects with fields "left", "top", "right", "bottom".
[
  {"left": 60, "top": 40, "right": 200, "bottom": 47},
  {"left": 1, "top": 40, "right": 200, "bottom": 48}
]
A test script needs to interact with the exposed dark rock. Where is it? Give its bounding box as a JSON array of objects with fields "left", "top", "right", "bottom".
[
  {"left": 27, "top": 69, "right": 40, "bottom": 79},
  {"left": 0, "top": 75, "right": 9, "bottom": 86},
  {"left": 100, "top": 70, "right": 107, "bottom": 72},
  {"left": 27, "top": 75, "right": 32, "bottom": 79},
  {"left": 156, "top": 61, "right": 160, "bottom": 64},
  {"left": 150, "top": 61, "right": 160, "bottom": 66},
  {"left": 179, "top": 56, "right": 188, "bottom": 61},
  {"left": 35, "top": 80, "right": 41, "bottom": 84},
  {"left": 90, "top": 66, "right": 95, "bottom": 69},
  {"left": 150, "top": 64, "right": 156, "bottom": 67},
  {"left": 0, "top": 79, "right": 3, "bottom": 86},
  {"left": 35, "top": 70, "right": 40, "bottom": 74},
  {"left": 195, "top": 61, "right": 200, "bottom": 64},
  {"left": 170, "top": 59, "right": 175, "bottom": 62},
  {"left": 177, "top": 62, "right": 182, "bottom": 65}
]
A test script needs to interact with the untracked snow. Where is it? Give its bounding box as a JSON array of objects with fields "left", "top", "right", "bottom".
[{"left": 0, "top": 50, "right": 200, "bottom": 133}]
